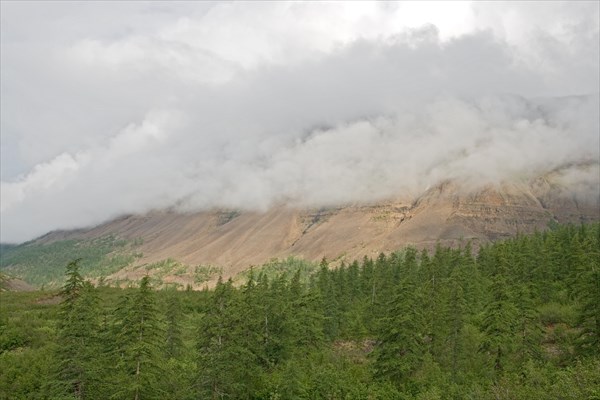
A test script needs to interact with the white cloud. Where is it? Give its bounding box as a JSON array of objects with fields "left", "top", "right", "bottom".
[
  {"left": 1, "top": 1, "right": 598, "bottom": 242},
  {"left": 1, "top": 152, "right": 84, "bottom": 212}
]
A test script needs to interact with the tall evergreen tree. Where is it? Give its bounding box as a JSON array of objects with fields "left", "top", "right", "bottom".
[
  {"left": 59, "top": 259, "right": 85, "bottom": 315},
  {"left": 287, "top": 269, "right": 324, "bottom": 350},
  {"left": 444, "top": 263, "right": 467, "bottom": 384},
  {"left": 112, "top": 276, "right": 164, "bottom": 400},
  {"left": 196, "top": 278, "right": 260, "bottom": 399},
  {"left": 512, "top": 282, "right": 543, "bottom": 364},
  {"left": 373, "top": 273, "right": 425, "bottom": 387},
  {"left": 164, "top": 290, "right": 184, "bottom": 359},
  {"left": 573, "top": 227, "right": 600, "bottom": 355},
  {"left": 316, "top": 260, "right": 342, "bottom": 340},
  {"left": 479, "top": 251, "right": 518, "bottom": 376},
  {"left": 55, "top": 259, "right": 99, "bottom": 399}
]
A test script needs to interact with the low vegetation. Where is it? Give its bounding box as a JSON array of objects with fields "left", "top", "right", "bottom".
[
  {"left": 234, "top": 256, "right": 319, "bottom": 285},
  {"left": 0, "top": 235, "right": 142, "bottom": 288}
]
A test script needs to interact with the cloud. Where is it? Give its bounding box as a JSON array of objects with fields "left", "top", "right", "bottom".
[{"left": 1, "top": 2, "right": 598, "bottom": 243}]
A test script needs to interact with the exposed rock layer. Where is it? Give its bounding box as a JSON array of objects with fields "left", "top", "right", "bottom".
[{"left": 36, "top": 176, "right": 599, "bottom": 284}]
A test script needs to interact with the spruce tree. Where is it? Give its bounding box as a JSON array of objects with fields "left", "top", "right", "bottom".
[
  {"left": 112, "top": 276, "right": 164, "bottom": 400},
  {"left": 55, "top": 260, "right": 100, "bottom": 399},
  {"left": 479, "top": 251, "right": 518, "bottom": 376},
  {"left": 373, "top": 274, "right": 425, "bottom": 387},
  {"left": 165, "top": 291, "right": 183, "bottom": 359},
  {"left": 196, "top": 278, "right": 259, "bottom": 399},
  {"left": 573, "top": 227, "right": 600, "bottom": 355}
]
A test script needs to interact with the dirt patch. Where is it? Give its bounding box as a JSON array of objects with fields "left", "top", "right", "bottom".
[{"left": 34, "top": 295, "right": 62, "bottom": 305}]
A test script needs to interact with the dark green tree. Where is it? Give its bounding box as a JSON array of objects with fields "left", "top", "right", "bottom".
[
  {"left": 112, "top": 276, "right": 164, "bottom": 400},
  {"left": 164, "top": 290, "right": 184, "bottom": 359},
  {"left": 573, "top": 227, "right": 600, "bottom": 355},
  {"left": 479, "top": 252, "right": 518, "bottom": 376},
  {"left": 373, "top": 274, "right": 425, "bottom": 387},
  {"left": 55, "top": 259, "right": 100, "bottom": 399},
  {"left": 196, "top": 278, "right": 260, "bottom": 399}
]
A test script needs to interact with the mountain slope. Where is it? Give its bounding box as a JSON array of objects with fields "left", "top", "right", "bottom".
[{"left": 16, "top": 167, "right": 596, "bottom": 287}]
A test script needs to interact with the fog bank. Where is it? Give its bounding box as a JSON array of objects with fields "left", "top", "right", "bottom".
[{"left": 1, "top": 2, "right": 598, "bottom": 242}]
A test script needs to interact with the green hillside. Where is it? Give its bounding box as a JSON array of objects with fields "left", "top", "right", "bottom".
[{"left": 0, "top": 235, "right": 142, "bottom": 287}]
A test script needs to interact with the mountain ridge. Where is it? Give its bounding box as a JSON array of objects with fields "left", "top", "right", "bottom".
[{"left": 12, "top": 168, "right": 596, "bottom": 287}]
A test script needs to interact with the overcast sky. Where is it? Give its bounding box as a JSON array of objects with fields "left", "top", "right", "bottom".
[{"left": 1, "top": 1, "right": 599, "bottom": 243}]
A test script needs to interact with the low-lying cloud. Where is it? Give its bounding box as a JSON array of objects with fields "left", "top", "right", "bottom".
[{"left": 1, "top": 2, "right": 598, "bottom": 243}]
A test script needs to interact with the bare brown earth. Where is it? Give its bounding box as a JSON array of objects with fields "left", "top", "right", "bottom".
[
  {"left": 2, "top": 278, "right": 36, "bottom": 292},
  {"left": 37, "top": 175, "right": 599, "bottom": 287}
]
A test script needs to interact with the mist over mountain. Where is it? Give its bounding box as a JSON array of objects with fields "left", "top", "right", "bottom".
[{"left": 1, "top": 2, "right": 599, "bottom": 243}]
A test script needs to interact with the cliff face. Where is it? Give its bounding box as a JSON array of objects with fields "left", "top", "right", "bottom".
[{"left": 35, "top": 172, "right": 599, "bottom": 284}]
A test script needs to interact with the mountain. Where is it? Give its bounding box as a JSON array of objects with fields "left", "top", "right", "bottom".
[{"left": 6, "top": 164, "right": 596, "bottom": 289}]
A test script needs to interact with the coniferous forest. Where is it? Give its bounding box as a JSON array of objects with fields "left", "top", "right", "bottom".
[{"left": 1, "top": 223, "right": 599, "bottom": 399}]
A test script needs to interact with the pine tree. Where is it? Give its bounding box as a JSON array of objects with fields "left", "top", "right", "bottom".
[
  {"left": 316, "top": 260, "right": 341, "bottom": 340},
  {"left": 287, "top": 269, "right": 324, "bottom": 350},
  {"left": 196, "top": 278, "right": 259, "bottom": 399},
  {"left": 444, "top": 264, "right": 467, "bottom": 384},
  {"left": 418, "top": 245, "right": 448, "bottom": 360},
  {"left": 112, "top": 276, "right": 164, "bottom": 400},
  {"left": 479, "top": 251, "right": 518, "bottom": 376},
  {"left": 60, "top": 259, "right": 85, "bottom": 315},
  {"left": 512, "top": 282, "right": 543, "bottom": 364},
  {"left": 573, "top": 226, "right": 600, "bottom": 355},
  {"left": 373, "top": 274, "right": 425, "bottom": 387},
  {"left": 165, "top": 290, "right": 184, "bottom": 359},
  {"left": 55, "top": 259, "right": 100, "bottom": 399}
]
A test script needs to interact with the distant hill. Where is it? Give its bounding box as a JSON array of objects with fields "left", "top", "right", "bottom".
[
  {"left": 0, "top": 243, "right": 18, "bottom": 256},
  {"left": 2, "top": 163, "right": 597, "bottom": 289},
  {"left": 0, "top": 276, "right": 36, "bottom": 292}
]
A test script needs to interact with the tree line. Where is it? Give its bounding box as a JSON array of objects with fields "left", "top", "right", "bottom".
[{"left": 0, "top": 223, "right": 599, "bottom": 399}]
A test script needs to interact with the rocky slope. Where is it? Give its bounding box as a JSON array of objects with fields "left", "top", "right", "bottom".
[{"left": 32, "top": 168, "right": 599, "bottom": 286}]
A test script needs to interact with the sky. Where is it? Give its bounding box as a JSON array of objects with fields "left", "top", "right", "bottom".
[{"left": 1, "top": 1, "right": 599, "bottom": 243}]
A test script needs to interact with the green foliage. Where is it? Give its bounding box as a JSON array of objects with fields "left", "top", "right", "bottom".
[
  {"left": 193, "top": 264, "right": 222, "bottom": 284},
  {"left": 164, "top": 290, "right": 184, "bottom": 359},
  {"left": 0, "top": 272, "right": 10, "bottom": 291},
  {"left": 111, "top": 276, "right": 165, "bottom": 399},
  {"left": 538, "top": 302, "right": 577, "bottom": 326},
  {"left": 235, "top": 256, "right": 319, "bottom": 285},
  {"left": 0, "top": 223, "right": 599, "bottom": 399},
  {"left": 216, "top": 210, "right": 241, "bottom": 226},
  {"left": 53, "top": 261, "right": 100, "bottom": 399},
  {"left": 196, "top": 278, "right": 262, "bottom": 398},
  {"left": 0, "top": 235, "right": 142, "bottom": 288},
  {"left": 571, "top": 225, "right": 600, "bottom": 355},
  {"left": 0, "top": 243, "right": 18, "bottom": 257}
]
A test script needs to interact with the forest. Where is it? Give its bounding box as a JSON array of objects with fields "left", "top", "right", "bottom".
[{"left": 0, "top": 223, "right": 599, "bottom": 399}]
